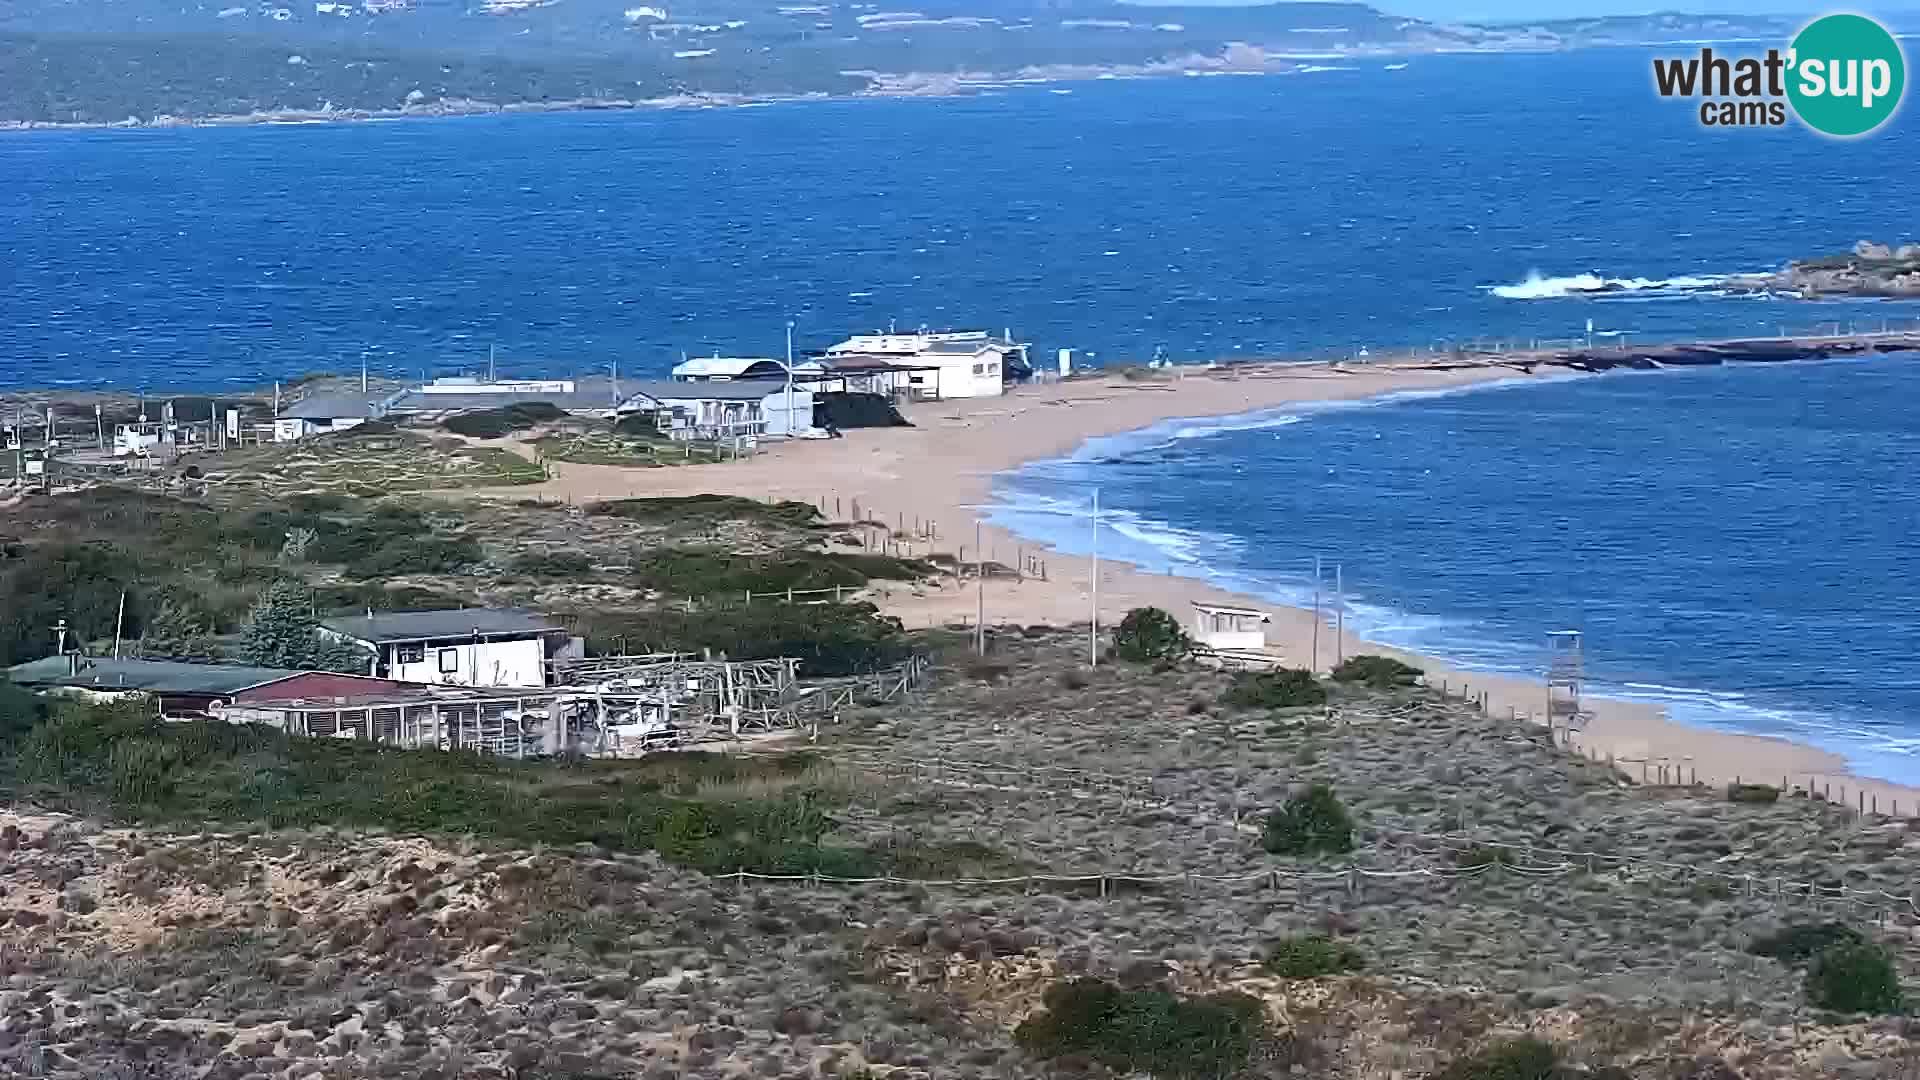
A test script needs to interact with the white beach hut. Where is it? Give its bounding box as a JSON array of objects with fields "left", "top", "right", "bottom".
[{"left": 1191, "top": 602, "right": 1270, "bottom": 651}]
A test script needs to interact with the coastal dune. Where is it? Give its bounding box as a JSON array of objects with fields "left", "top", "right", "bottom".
[{"left": 479, "top": 359, "right": 1920, "bottom": 809}]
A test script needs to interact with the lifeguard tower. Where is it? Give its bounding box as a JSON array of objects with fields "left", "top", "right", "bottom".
[
  {"left": 1191, "top": 602, "right": 1271, "bottom": 651},
  {"left": 1546, "top": 629, "right": 1592, "bottom": 732}
]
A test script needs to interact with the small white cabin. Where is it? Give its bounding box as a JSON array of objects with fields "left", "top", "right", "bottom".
[
  {"left": 318, "top": 609, "right": 577, "bottom": 688},
  {"left": 1191, "top": 602, "right": 1270, "bottom": 651}
]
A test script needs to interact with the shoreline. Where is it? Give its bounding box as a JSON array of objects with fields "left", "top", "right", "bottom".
[{"left": 460, "top": 357, "right": 1920, "bottom": 811}]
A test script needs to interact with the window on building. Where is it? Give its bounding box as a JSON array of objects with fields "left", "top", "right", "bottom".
[
  {"left": 972, "top": 363, "right": 986, "bottom": 375},
  {"left": 437, "top": 648, "right": 460, "bottom": 674},
  {"left": 394, "top": 643, "right": 425, "bottom": 664}
]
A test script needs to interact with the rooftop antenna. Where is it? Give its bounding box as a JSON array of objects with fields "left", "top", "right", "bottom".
[{"left": 53, "top": 617, "right": 70, "bottom": 657}]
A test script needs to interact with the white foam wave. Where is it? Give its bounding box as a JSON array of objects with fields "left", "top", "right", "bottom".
[
  {"left": 1487, "top": 270, "right": 1731, "bottom": 301},
  {"left": 1297, "top": 64, "right": 1356, "bottom": 73}
]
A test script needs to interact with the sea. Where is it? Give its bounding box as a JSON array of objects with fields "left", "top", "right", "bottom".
[{"left": 4, "top": 47, "right": 1919, "bottom": 779}]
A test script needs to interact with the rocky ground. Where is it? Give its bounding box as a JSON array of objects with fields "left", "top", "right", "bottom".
[{"left": 6, "top": 630, "right": 1920, "bottom": 1078}]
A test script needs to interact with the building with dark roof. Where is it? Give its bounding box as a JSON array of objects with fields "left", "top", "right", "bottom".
[{"left": 2, "top": 656, "right": 408, "bottom": 715}]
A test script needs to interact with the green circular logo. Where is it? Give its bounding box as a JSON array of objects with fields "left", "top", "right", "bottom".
[{"left": 1787, "top": 13, "right": 1906, "bottom": 137}]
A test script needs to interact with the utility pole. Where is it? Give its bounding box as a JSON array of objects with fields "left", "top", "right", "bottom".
[
  {"left": 785, "top": 320, "right": 798, "bottom": 437},
  {"left": 489, "top": 344, "right": 497, "bottom": 383},
  {"left": 1089, "top": 487, "right": 1100, "bottom": 667},
  {"left": 112, "top": 591, "right": 127, "bottom": 660},
  {"left": 94, "top": 403, "right": 104, "bottom": 452},
  {"left": 975, "top": 520, "right": 986, "bottom": 655},
  {"left": 1334, "top": 563, "right": 1344, "bottom": 668},
  {"left": 1311, "top": 555, "right": 1322, "bottom": 672},
  {"left": 361, "top": 351, "right": 370, "bottom": 394}
]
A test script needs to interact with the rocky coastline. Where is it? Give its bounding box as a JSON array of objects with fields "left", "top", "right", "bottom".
[{"left": 1732, "top": 241, "right": 1920, "bottom": 300}]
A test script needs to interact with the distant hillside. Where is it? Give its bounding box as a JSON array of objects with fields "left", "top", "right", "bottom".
[{"left": 0, "top": 1, "right": 1811, "bottom": 126}]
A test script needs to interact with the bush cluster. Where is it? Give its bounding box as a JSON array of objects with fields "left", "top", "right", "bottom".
[
  {"left": 1726, "top": 782, "right": 1781, "bottom": 804},
  {"left": 1329, "top": 654, "right": 1424, "bottom": 689},
  {"left": 1806, "top": 941, "right": 1906, "bottom": 1014},
  {"left": 442, "top": 402, "right": 567, "bottom": 439},
  {"left": 1013, "top": 979, "right": 1264, "bottom": 1079},
  {"left": 1433, "top": 1038, "right": 1561, "bottom": 1080},
  {"left": 1262, "top": 784, "right": 1354, "bottom": 856},
  {"left": 1264, "top": 934, "right": 1364, "bottom": 978},
  {"left": 585, "top": 494, "right": 823, "bottom": 531},
  {"left": 578, "top": 601, "right": 909, "bottom": 677},
  {"left": 3, "top": 705, "right": 874, "bottom": 877},
  {"left": 1223, "top": 668, "right": 1326, "bottom": 710},
  {"left": 629, "top": 547, "right": 928, "bottom": 599},
  {"left": 1750, "top": 922, "right": 1906, "bottom": 1014},
  {"left": 1111, "top": 606, "right": 1192, "bottom": 664}
]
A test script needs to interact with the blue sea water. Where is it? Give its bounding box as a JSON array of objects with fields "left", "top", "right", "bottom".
[
  {"left": 988, "top": 357, "right": 1920, "bottom": 783},
  {"left": 4, "top": 47, "right": 1920, "bottom": 776}
]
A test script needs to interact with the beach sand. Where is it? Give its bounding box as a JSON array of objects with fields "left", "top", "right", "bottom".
[{"left": 482, "top": 360, "right": 1920, "bottom": 811}]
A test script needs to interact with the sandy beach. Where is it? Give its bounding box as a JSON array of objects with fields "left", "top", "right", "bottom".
[{"left": 483, "top": 359, "right": 1920, "bottom": 812}]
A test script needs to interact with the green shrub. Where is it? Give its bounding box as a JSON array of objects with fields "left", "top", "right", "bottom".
[
  {"left": 1013, "top": 979, "right": 1264, "bottom": 1079},
  {"left": 1267, "top": 776, "right": 1359, "bottom": 853},
  {"left": 1329, "top": 654, "right": 1424, "bottom": 689},
  {"left": 514, "top": 550, "right": 596, "bottom": 578},
  {"left": 629, "top": 548, "right": 927, "bottom": 599},
  {"left": 1749, "top": 922, "right": 1864, "bottom": 963},
  {"left": 350, "top": 536, "right": 481, "bottom": 577},
  {"left": 1727, "top": 782, "right": 1781, "bottom": 804},
  {"left": 0, "top": 679, "right": 44, "bottom": 747},
  {"left": 1434, "top": 1038, "right": 1560, "bottom": 1080},
  {"left": 1264, "top": 934, "right": 1364, "bottom": 978},
  {"left": 585, "top": 494, "right": 822, "bottom": 531},
  {"left": 1224, "top": 668, "right": 1326, "bottom": 710},
  {"left": 442, "top": 403, "right": 567, "bottom": 439},
  {"left": 1262, "top": 785, "right": 1354, "bottom": 856},
  {"left": 1806, "top": 941, "right": 1906, "bottom": 1014},
  {"left": 578, "top": 602, "right": 908, "bottom": 677},
  {"left": 109, "top": 737, "right": 183, "bottom": 803},
  {"left": 1111, "top": 607, "right": 1192, "bottom": 664}
]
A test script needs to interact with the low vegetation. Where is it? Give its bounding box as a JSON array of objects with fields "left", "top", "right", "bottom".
[
  {"left": 441, "top": 402, "right": 567, "bottom": 439},
  {"left": 1330, "top": 654, "right": 1424, "bottom": 689},
  {"left": 1805, "top": 940, "right": 1906, "bottom": 1014},
  {"left": 1749, "top": 922, "right": 1864, "bottom": 963},
  {"left": 1264, "top": 933, "right": 1365, "bottom": 978},
  {"left": 1748, "top": 922, "right": 1904, "bottom": 1014},
  {"left": 585, "top": 494, "right": 823, "bottom": 532},
  {"left": 1433, "top": 1038, "right": 1561, "bottom": 1080},
  {"left": 1262, "top": 784, "right": 1355, "bottom": 856},
  {"left": 1111, "top": 606, "right": 1191, "bottom": 664},
  {"left": 1222, "top": 668, "right": 1327, "bottom": 709},
  {"left": 628, "top": 547, "right": 929, "bottom": 599},
  {"left": 5, "top": 702, "right": 878, "bottom": 877},
  {"left": 577, "top": 602, "right": 910, "bottom": 676},
  {"left": 1727, "top": 782, "right": 1781, "bottom": 804},
  {"left": 1013, "top": 979, "right": 1265, "bottom": 1079}
]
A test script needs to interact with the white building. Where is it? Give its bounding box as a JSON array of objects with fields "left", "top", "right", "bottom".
[
  {"left": 823, "top": 330, "right": 1030, "bottom": 399},
  {"left": 318, "top": 609, "right": 577, "bottom": 689},
  {"left": 620, "top": 379, "right": 814, "bottom": 440},
  {"left": 274, "top": 390, "right": 395, "bottom": 442},
  {"left": 1191, "top": 602, "right": 1271, "bottom": 651}
]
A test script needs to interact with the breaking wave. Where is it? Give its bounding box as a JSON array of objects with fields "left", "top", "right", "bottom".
[{"left": 1488, "top": 270, "right": 1733, "bottom": 301}]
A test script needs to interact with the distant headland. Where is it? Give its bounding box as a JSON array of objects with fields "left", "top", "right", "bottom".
[{"left": 0, "top": 4, "right": 1803, "bottom": 129}]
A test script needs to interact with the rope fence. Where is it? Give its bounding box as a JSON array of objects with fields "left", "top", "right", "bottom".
[{"left": 759, "top": 748, "right": 1920, "bottom": 925}]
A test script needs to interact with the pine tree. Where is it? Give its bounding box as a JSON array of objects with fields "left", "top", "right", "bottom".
[
  {"left": 136, "top": 602, "right": 220, "bottom": 663},
  {"left": 240, "top": 581, "right": 368, "bottom": 673}
]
